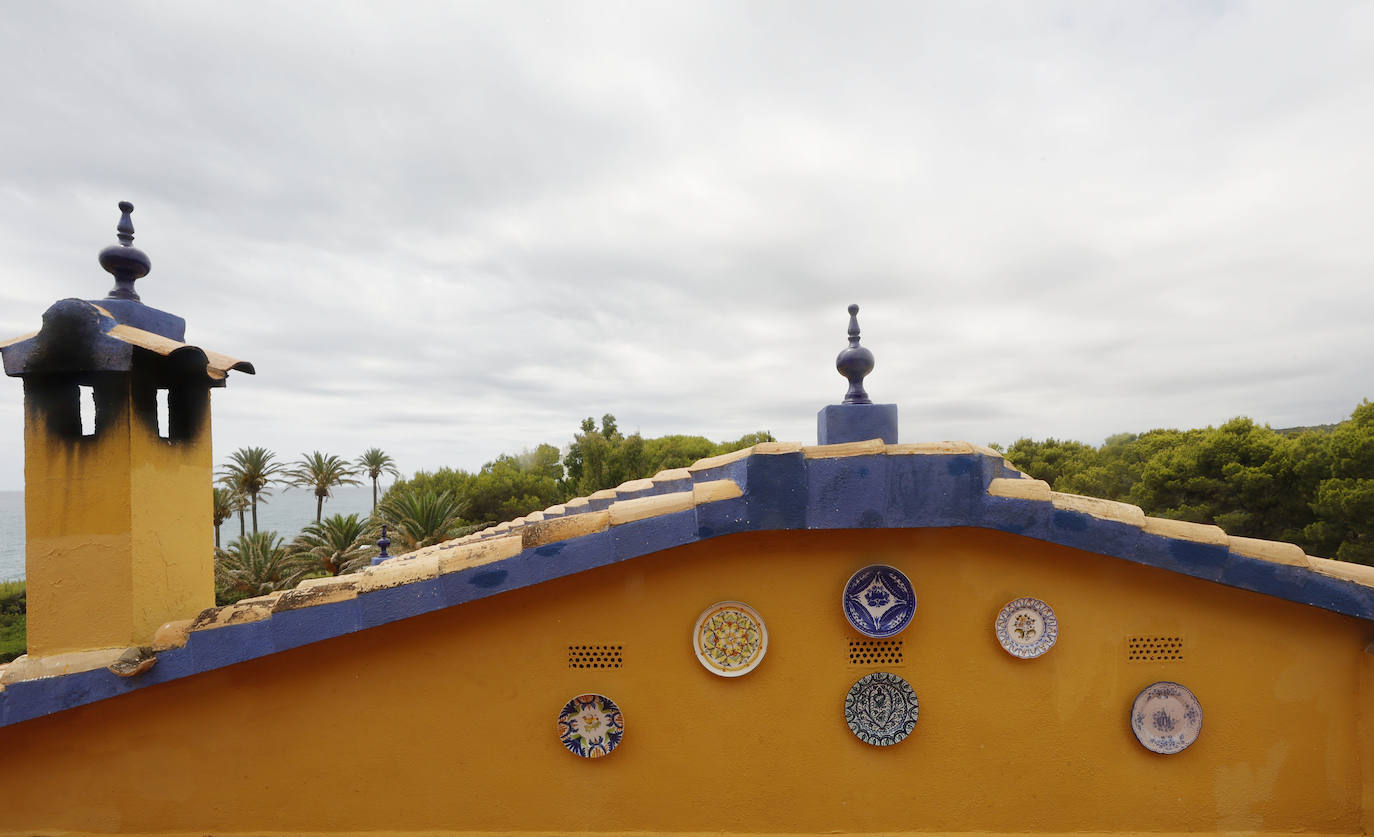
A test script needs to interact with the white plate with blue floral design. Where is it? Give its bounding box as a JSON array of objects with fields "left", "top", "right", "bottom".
[
  {"left": 994, "top": 597, "right": 1058, "bottom": 659},
  {"left": 842, "top": 565, "right": 916, "bottom": 638},
  {"left": 1131, "top": 681, "right": 1202, "bottom": 754}
]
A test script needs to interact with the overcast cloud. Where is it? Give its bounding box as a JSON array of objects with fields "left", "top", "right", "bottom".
[{"left": 1, "top": 2, "right": 1371, "bottom": 490}]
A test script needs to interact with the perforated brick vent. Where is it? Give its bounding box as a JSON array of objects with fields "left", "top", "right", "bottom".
[
  {"left": 848, "top": 639, "right": 904, "bottom": 666},
  {"left": 1127, "top": 636, "right": 1184, "bottom": 661},
  {"left": 568, "top": 645, "right": 623, "bottom": 669}
]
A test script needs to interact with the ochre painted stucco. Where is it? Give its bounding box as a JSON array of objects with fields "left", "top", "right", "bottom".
[
  {"left": 22, "top": 372, "right": 214, "bottom": 656},
  {"left": 0, "top": 527, "right": 1370, "bottom": 836}
]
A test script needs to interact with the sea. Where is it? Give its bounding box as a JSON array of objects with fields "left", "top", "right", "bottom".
[{"left": 0, "top": 486, "right": 377, "bottom": 582}]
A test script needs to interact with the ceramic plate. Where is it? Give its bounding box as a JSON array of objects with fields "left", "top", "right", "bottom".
[
  {"left": 1131, "top": 681, "right": 1202, "bottom": 754},
  {"left": 842, "top": 565, "right": 916, "bottom": 638},
  {"left": 994, "top": 597, "right": 1059, "bottom": 659},
  {"left": 844, "top": 671, "right": 919, "bottom": 746},
  {"left": 694, "top": 601, "right": 768, "bottom": 677},
  {"left": 557, "top": 693, "right": 624, "bottom": 758}
]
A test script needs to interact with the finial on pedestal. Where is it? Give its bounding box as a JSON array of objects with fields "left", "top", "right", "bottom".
[
  {"left": 98, "top": 201, "right": 151, "bottom": 302},
  {"left": 372, "top": 525, "right": 392, "bottom": 566},
  {"left": 836, "top": 303, "right": 875, "bottom": 405}
]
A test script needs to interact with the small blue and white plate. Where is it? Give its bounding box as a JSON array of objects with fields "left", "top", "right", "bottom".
[
  {"left": 1131, "top": 681, "right": 1202, "bottom": 754},
  {"left": 842, "top": 564, "right": 916, "bottom": 638},
  {"left": 994, "top": 597, "right": 1058, "bottom": 659}
]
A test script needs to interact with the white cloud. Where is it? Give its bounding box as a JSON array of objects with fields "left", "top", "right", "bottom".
[{"left": 0, "top": 1, "right": 1370, "bottom": 488}]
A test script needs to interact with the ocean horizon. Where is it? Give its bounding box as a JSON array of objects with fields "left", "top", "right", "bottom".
[{"left": 0, "top": 485, "right": 380, "bottom": 583}]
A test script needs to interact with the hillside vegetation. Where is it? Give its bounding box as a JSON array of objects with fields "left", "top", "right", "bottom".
[{"left": 999, "top": 400, "right": 1373, "bottom": 564}]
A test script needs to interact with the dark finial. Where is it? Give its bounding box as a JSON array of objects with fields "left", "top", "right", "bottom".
[
  {"left": 835, "top": 303, "right": 875, "bottom": 405},
  {"left": 98, "top": 201, "right": 151, "bottom": 302},
  {"left": 372, "top": 525, "right": 392, "bottom": 565}
]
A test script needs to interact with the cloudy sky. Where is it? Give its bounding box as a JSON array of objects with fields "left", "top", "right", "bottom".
[{"left": 1, "top": 2, "right": 1370, "bottom": 490}]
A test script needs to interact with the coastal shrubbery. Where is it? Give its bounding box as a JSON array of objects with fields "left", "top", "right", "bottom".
[{"left": 0, "top": 581, "right": 24, "bottom": 664}]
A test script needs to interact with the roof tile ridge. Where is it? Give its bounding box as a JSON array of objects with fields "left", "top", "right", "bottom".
[
  {"left": 357, "top": 552, "right": 440, "bottom": 592},
  {"left": 1306, "top": 555, "right": 1374, "bottom": 588},
  {"left": 803, "top": 438, "right": 886, "bottom": 459},
  {"left": 1049, "top": 491, "right": 1148, "bottom": 527},
  {"left": 649, "top": 467, "right": 692, "bottom": 483},
  {"left": 1140, "top": 516, "right": 1229, "bottom": 547},
  {"left": 1227, "top": 535, "right": 1311, "bottom": 568},
  {"left": 987, "top": 477, "right": 1051, "bottom": 502},
  {"left": 687, "top": 444, "right": 757, "bottom": 472},
  {"left": 885, "top": 441, "right": 976, "bottom": 455},
  {"left": 0, "top": 647, "right": 126, "bottom": 686}
]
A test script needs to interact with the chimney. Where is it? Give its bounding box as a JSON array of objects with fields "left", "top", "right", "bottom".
[{"left": 0, "top": 202, "right": 253, "bottom": 656}]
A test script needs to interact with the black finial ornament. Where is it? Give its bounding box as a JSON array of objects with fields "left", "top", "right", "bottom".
[
  {"left": 98, "top": 201, "right": 151, "bottom": 302},
  {"left": 836, "top": 303, "right": 874, "bottom": 404},
  {"left": 372, "top": 525, "right": 392, "bottom": 566}
]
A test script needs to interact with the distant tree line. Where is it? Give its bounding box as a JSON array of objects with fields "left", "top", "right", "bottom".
[
  {"left": 997, "top": 400, "right": 1373, "bottom": 565},
  {"left": 210, "top": 418, "right": 773, "bottom": 605}
]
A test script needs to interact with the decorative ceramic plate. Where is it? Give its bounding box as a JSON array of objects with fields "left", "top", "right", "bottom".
[
  {"left": 694, "top": 601, "right": 768, "bottom": 677},
  {"left": 1131, "top": 681, "right": 1202, "bottom": 755},
  {"left": 557, "top": 693, "right": 624, "bottom": 758},
  {"left": 844, "top": 671, "right": 919, "bottom": 746},
  {"left": 994, "top": 597, "right": 1059, "bottom": 659},
  {"left": 842, "top": 565, "right": 916, "bottom": 638}
]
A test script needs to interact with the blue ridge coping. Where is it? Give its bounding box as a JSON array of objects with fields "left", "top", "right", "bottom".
[
  {"left": 886, "top": 454, "right": 986, "bottom": 528},
  {"left": 696, "top": 495, "right": 752, "bottom": 540},
  {"left": 688, "top": 457, "right": 751, "bottom": 492},
  {"left": 2, "top": 665, "right": 138, "bottom": 726},
  {"left": 611, "top": 508, "right": 699, "bottom": 563},
  {"left": 185, "top": 618, "right": 276, "bottom": 670},
  {"left": 585, "top": 495, "right": 617, "bottom": 512},
  {"left": 741, "top": 451, "right": 806, "bottom": 532},
  {"left": 358, "top": 578, "right": 446, "bottom": 630},
  {"left": 6, "top": 448, "right": 1374, "bottom": 729},
  {"left": 270, "top": 598, "right": 362, "bottom": 653},
  {"left": 807, "top": 454, "right": 889, "bottom": 529},
  {"left": 648, "top": 474, "right": 693, "bottom": 494},
  {"left": 438, "top": 530, "right": 615, "bottom": 609}
]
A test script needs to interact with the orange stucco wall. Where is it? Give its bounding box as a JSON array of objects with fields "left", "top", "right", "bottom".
[{"left": 0, "top": 527, "right": 1370, "bottom": 836}]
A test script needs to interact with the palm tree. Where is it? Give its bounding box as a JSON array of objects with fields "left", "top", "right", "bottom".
[
  {"left": 218, "top": 447, "right": 284, "bottom": 534},
  {"left": 356, "top": 448, "right": 401, "bottom": 511},
  {"left": 286, "top": 451, "right": 363, "bottom": 523},
  {"left": 211, "top": 487, "right": 243, "bottom": 549},
  {"left": 292, "top": 513, "right": 378, "bottom": 576},
  {"left": 214, "top": 531, "right": 311, "bottom": 605},
  {"left": 377, "top": 486, "right": 473, "bottom": 551}
]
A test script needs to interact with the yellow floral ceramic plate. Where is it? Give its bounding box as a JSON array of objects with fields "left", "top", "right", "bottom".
[{"left": 693, "top": 601, "right": 768, "bottom": 677}]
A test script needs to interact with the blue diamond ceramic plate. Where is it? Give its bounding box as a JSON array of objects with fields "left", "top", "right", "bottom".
[
  {"left": 842, "top": 564, "right": 916, "bottom": 638},
  {"left": 1131, "top": 681, "right": 1202, "bottom": 755}
]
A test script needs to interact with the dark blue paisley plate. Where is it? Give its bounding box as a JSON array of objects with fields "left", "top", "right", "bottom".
[{"left": 844, "top": 671, "right": 919, "bottom": 746}]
